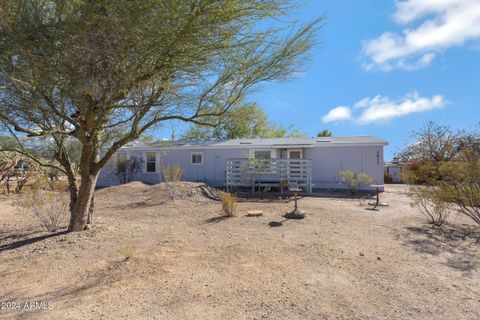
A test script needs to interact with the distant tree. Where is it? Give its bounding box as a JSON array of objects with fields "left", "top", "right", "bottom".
[
  {"left": 402, "top": 122, "right": 480, "bottom": 226},
  {"left": 264, "top": 123, "right": 306, "bottom": 138},
  {"left": 0, "top": 1, "right": 321, "bottom": 231},
  {"left": 182, "top": 103, "right": 305, "bottom": 139},
  {"left": 400, "top": 122, "right": 460, "bottom": 163},
  {"left": 138, "top": 134, "right": 156, "bottom": 145},
  {"left": 317, "top": 129, "right": 332, "bottom": 137},
  {"left": 0, "top": 135, "right": 18, "bottom": 149}
]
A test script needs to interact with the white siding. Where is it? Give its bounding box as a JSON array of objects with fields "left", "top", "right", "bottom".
[{"left": 97, "top": 144, "right": 385, "bottom": 190}]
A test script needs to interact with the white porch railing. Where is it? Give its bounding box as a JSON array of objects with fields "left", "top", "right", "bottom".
[{"left": 225, "top": 158, "right": 312, "bottom": 193}]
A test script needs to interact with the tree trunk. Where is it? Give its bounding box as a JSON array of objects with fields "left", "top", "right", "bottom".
[
  {"left": 72, "top": 172, "right": 98, "bottom": 231},
  {"left": 67, "top": 180, "right": 79, "bottom": 231},
  {"left": 87, "top": 194, "right": 94, "bottom": 225}
]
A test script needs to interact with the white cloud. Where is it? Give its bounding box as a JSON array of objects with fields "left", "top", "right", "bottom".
[
  {"left": 363, "top": 0, "right": 480, "bottom": 71},
  {"left": 322, "top": 92, "right": 446, "bottom": 124},
  {"left": 321, "top": 106, "right": 352, "bottom": 123}
]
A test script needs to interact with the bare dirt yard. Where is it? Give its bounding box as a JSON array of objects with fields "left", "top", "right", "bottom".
[{"left": 0, "top": 183, "right": 479, "bottom": 320}]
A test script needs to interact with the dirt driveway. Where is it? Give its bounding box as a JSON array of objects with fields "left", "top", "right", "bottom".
[{"left": 0, "top": 183, "right": 479, "bottom": 320}]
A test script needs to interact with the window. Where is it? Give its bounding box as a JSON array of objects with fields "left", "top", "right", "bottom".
[
  {"left": 146, "top": 152, "right": 157, "bottom": 172},
  {"left": 117, "top": 153, "right": 127, "bottom": 173},
  {"left": 191, "top": 153, "right": 203, "bottom": 165},
  {"left": 253, "top": 150, "right": 271, "bottom": 159},
  {"left": 288, "top": 150, "right": 302, "bottom": 159}
]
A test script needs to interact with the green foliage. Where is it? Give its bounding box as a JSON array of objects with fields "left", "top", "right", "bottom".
[
  {"left": 182, "top": 103, "right": 305, "bottom": 140},
  {"left": 400, "top": 122, "right": 461, "bottom": 183},
  {"left": 0, "top": 135, "right": 18, "bottom": 149},
  {"left": 339, "top": 170, "right": 373, "bottom": 193},
  {"left": 316, "top": 129, "right": 332, "bottom": 137},
  {"left": 0, "top": 0, "right": 321, "bottom": 230},
  {"left": 437, "top": 160, "right": 480, "bottom": 225},
  {"left": 265, "top": 124, "right": 305, "bottom": 138},
  {"left": 402, "top": 122, "right": 480, "bottom": 225},
  {"left": 0, "top": 0, "right": 321, "bottom": 153},
  {"left": 409, "top": 185, "right": 450, "bottom": 226}
]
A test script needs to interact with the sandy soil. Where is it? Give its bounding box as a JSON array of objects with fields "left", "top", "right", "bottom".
[{"left": 0, "top": 183, "right": 479, "bottom": 320}]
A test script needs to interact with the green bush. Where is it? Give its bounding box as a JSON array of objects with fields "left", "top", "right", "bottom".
[{"left": 339, "top": 170, "right": 373, "bottom": 194}]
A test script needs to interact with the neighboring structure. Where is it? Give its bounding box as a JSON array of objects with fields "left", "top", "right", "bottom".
[
  {"left": 97, "top": 136, "right": 388, "bottom": 192},
  {"left": 384, "top": 158, "right": 407, "bottom": 183}
]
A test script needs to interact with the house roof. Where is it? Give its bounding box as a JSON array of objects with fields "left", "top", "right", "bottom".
[{"left": 122, "top": 136, "right": 388, "bottom": 150}]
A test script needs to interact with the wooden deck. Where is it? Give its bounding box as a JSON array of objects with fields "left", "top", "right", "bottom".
[{"left": 225, "top": 158, "right": 313, "bottom": 193}]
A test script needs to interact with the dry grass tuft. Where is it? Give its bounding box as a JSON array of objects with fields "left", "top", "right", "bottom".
[
  {"left": 17, "top": 191, "right": 67, "bottom": 232},
  {"left": 120, "top": 236, "right": 137, "bottom": 260},
  {"left": 161, "top": 165, "right": 184, "bottom": 201},
  {"left": 220, "top": 192, "right": 237, "bottom": 217}
]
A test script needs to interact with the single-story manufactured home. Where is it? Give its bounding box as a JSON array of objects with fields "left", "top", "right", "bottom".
[{"left": 97, "top": 136, "right": 388, "bottom": 192}]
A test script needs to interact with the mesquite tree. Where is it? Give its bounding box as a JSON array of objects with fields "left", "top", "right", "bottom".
[
  {"left": 402, "top": 122, "right": 480, "bottom": 226},
  {"left": 0, "top": 1, "right": 321, "bottom": 231}
]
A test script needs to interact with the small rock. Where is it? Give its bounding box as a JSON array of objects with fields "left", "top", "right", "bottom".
[
  {"left": 359, "top": 252, "right": 365, "bottom": 256},
  {"left": 377, "top": 256, "right": 381, "bottom": 260}
]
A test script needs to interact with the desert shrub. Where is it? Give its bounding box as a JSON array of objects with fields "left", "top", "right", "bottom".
[
  {"left": 18, "top": 191, "right": 68, "bottom": 232},
  {"left": 358, "top": 196, "right": 371, "bottom": 208},
  {"left": 25, "top": 167, "right": 57, "bottom": 192},
  {"left": 278, "top": 179, "right": 288, "bottom": 198},
  {"left": 49, "top": 180, "right": 70, "bottom": 192},
  {"left": 0, "top": 153, "right": 56, "bottom": 194},
  {"left": 220, "top": 192, "right": 237, "bottom": 217},
  {"left": 340, "top": 170, "right": 373, "bottom": 194},
  {"left": 384, "top": 172, "right": 393, "bottom": 184},
  {"left": 403, "top": 143, "right": 480, "bottom": 226},
  {"left": 400, "top": 122, "right": 480, "bottom": 225},
  {"left": 120, "top": 237, "right": 137, "bottom": 260},
  {"left": 410, "top": 185, "right": 450, "bottom": 227},
  {"left": 161, "top": 164, "right": 184, "bottom": 201},
  {"left": 162, "top": 164, "right": 183, "bottom": 182},
  {"left": 0, "top": 152, "right": 20, "bottom": 193},
  {"left": 438, "top": 160, "right": 480, "bottom": 225}
]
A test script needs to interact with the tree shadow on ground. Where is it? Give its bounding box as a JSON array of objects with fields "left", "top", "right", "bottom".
[
  {"left": 104, "top": 198, "right": 167, "bottom": 211},
  {"left": 0, "top": 228, "right": 44, "bottom": 242},
  {"left": 394, "top": 224, "right": 480, "bottom": 275},
  {"left": 0, "top": 230, "right": 69, "bottom": 252}
]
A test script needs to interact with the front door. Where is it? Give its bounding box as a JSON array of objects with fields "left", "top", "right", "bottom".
[{"left": 287, "top": 149, "right": 303, "bottom": 186}]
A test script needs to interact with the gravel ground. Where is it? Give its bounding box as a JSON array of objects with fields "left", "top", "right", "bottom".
[{"left": 0, "top": 183, "right": 479, "bottom": 320}]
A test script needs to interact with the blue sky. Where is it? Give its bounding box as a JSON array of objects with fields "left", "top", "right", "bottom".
[
  {"left": 160, "top": 1, "right": 480, "bottom": 160},
  {"left": 252, "top": 0, "right": 480, "bottom": 159}
]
